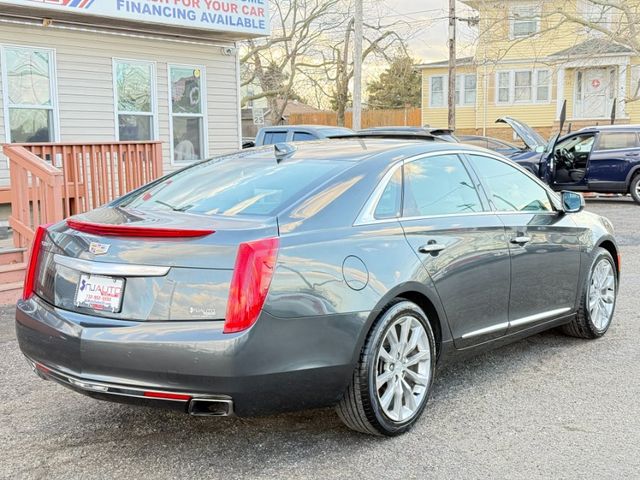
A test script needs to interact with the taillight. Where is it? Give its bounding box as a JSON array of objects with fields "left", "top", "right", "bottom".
[
  {"left": 224, "top": 238, "right": 279, "bottom": 334},
  {"left": 23, "top": 224, "right": 52, "bottom": 300}
]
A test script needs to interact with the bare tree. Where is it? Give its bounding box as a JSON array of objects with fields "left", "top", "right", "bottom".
[
  {"left": 301, "top": 16, "right": 408, "bottom": 126},
  {"left": 240, "top": 0, "right": 339, "bottom": 124}
]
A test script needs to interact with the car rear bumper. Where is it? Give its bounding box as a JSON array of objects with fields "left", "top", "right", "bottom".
[{"left": 16, "top": 296, "right": 368, "bottom": 416}]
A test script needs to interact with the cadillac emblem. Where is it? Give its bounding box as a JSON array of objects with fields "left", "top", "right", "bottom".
[{"left": 89, "top": 242, "right": 110, "bottom": 255}]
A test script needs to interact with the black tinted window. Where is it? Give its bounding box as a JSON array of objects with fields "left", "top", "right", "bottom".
[
  {"left": 293, "top": 132, "right": 316, "bottom": 141},
  {"left": 467, "top": 155, "right": 552, "bottom": 212},
  {"left": 374, "top": 168, "right": 402, "bottom": 219},
  {"left": 597, "top": 132, "right": 639, "bottom": 150},
  {"left": 263, "top": 131, "right": 287, "bottom": 145},
  {"left": 403, "top": 154, "right": 483, "bottom": 216},
  {"left": 120, "top": 157, "right": 344, "bottom": 217}
]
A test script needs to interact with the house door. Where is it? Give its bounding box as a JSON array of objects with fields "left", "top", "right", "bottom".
[{"left": 575, "top": 68, "right": 615, "bottom": 119}]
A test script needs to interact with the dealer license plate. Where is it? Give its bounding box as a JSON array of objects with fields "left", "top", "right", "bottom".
[{"left": 74, "top": 274, "right": 125, "bottom": 313}]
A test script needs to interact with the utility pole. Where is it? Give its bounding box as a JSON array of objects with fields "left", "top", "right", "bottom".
[
  {"left": 448, "top": 0, "right": 456, "bottom": 131},
  {"left": 353, "top": 0, "right": 363, "bottom": 130}
]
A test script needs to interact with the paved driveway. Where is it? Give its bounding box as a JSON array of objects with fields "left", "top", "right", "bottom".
[{"left": 1, "top": 199, "right": 639, "bottom": 479}]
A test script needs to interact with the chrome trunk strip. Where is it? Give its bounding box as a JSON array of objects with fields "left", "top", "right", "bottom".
[{"left": 54, "top": 254, "right": 170, "bottom": 277}]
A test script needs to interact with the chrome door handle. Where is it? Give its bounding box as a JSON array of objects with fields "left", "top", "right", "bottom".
[
  {"left": 418, "top": 242, "right": 447, "bottom": 254},
  {"left": 510, "top": 236, "right": 531, "bottom": 245}
]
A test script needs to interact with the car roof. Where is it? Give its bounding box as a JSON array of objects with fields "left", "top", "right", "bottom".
[
  {"left": 578, "top": 124, "right": 640, "bottom": 133},
  {"left": 259, "top": 125, "right": 352, "bottom": 132},
  {"left": 238, "top": 137, "right": 492, "bottom": 163}
]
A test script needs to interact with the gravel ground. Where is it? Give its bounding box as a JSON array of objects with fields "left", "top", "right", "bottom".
[{"left": 1, "top": 199, "right": 639, "bottom": 479}]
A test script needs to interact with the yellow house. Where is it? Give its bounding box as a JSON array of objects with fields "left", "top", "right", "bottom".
[{"left": 420, "top": 0, "right": 640, "bottom": 141}]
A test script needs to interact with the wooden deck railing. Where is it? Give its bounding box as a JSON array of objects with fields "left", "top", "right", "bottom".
[{"left": 3, "top": 141, "right": 163, "bottom": 249}]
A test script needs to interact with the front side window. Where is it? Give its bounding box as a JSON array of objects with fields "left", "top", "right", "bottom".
[
  {"left": 293, "top": 132, "right": 316, "bottom": 141},
  {"left": 597, "top": 132, "right": 639, "bottom": 151},
  {"left": 430, "top": 76, "right": 445, "bottom": 107},
  {"left": 511, "top": 4, "right": 539, "bottom": 38},
  {"left": 114, "top": 60, "right": 155, "bottom": 141},
  {"left": 170, "top": 65, "right": 205, "bottom": 163},
  {"left": 2, "top": 46, "right": 56, "bottom": 142},
  {"left": 467, "top": 154, "right": 552, "bottom": 212},
  {"left": 403, "top": 154, "right": 483, "bottom": 217}
]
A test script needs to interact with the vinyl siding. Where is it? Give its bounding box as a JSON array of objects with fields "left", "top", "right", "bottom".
[{"left": 0, "top": 22, "right": 240, "bottom": 189}]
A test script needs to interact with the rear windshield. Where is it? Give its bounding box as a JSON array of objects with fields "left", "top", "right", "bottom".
[{"left": 118, "top": 156, "right": 344, "bottom": 217}]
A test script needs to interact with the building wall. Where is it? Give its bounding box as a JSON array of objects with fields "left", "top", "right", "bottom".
[{"left": 0, "top": 22, "right": 241, "bottom": 189}]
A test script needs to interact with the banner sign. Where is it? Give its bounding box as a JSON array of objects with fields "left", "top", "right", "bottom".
[{"left": 0, "top": 0, "right": 270, "bottom": 36}]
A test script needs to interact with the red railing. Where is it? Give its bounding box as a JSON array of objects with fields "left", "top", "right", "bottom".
[{"left": 3, "top": 141, "right": 163, "bottom": 249}]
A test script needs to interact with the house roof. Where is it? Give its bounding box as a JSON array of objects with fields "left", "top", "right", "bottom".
[
  {"left": 549, "top": 38, "right": 633, "bottom": 58},
  {"left": 277, "top": 99, "right": 325, "bottom": 116},
  {"left": 416, "top": 56, "right": 475, "bottom": 69}
]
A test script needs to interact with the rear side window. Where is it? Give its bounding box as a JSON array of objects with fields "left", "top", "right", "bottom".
[
  {"left": 467, "top": 154, "right": 552, "bottom": 212},
  {"left": 263, "top": 131, "right": 287, "bottom": 145},
  {"left": 374, "top": 168, "right": 402, "bottom": 219},
  {"left": 597, "top": 132, "right": 639, "bottom": 150},
  {"left": 119, "top": 158, "right": 344, "bottom": 217},
  {"left": 292, "top": 132, "right": 317, "bottom": 141},
  {"left": 402, "top": 154, "right": 483, "bottom": 217}
]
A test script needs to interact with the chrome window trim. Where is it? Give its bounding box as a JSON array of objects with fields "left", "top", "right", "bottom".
[
  {"left": 54, "top": 254, "right": 170, "bottom": 277},
  {"left": 354, "top": 149, "right": 561, "bottom": 227}
]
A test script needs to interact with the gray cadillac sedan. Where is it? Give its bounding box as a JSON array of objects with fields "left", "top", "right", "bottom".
[{"left": 16, "top": 138, "right": 620, "bottom": 436}]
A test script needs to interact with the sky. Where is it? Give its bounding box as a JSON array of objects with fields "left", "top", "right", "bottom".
[{"left": 368, "top": 0, "right": 476, "bottom": 64}]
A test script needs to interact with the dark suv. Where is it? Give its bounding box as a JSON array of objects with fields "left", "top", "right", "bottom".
[{"left": 542, "top": 125, "right": 640, "bottom": 204}]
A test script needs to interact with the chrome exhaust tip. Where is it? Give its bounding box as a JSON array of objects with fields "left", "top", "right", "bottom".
[{"left": 188, "top": 398, "right": 234, "bottom": 417}]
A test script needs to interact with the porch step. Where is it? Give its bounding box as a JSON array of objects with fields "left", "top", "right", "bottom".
[
  {"left": 0, "top": 248, "right": 26, "bottom": 265},
  {"left": 0, "top": 282, "right": 22, "bottom": 306},
  {"left": 0, "top": 262, "right": 27, "bottom": 284}
]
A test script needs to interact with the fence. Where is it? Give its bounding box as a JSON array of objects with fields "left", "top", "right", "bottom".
[{"left": 288, "top": 107, "right": 423, "bottom": 129}]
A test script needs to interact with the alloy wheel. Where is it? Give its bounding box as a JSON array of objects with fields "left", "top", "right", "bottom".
[
  {"left": 375, "top": 316, "right": 432, "bottom": 422},
  {"left": 588, "top": 258, "right": 616, "bottom": 331}
]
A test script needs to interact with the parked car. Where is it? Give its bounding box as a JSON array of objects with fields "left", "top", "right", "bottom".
[
  {"left": 495, "top": 117, "right": 640, "bottom": 204},
  {"left": 17, "top": 138, "right": 619, "bottom": 436},
  {"left": 458, "top": 134, "right": 524, "bottom": 156},
  {"left": 542, "top": 124, "right": 640, "bottom": 204},
  {"left": 254, "top": 125, "right": 353, "bottom": 146},
  {"left": 357, "top": 126, "right": 459, "bottom": 143}
]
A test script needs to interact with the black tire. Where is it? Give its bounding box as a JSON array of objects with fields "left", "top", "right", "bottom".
[
  {"left": 630, "top": 174, "right": 640, "bottom": 205},
  {"left": 562, "top": 247, "right": 618, "bottom": 339},
  {"left": 336, "top": 300, "right": 436, "bottom": 436}
]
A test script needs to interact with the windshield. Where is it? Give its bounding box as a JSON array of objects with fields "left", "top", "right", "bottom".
[{"left": 118, "top": 156, "right": 345, "bottom": 217}]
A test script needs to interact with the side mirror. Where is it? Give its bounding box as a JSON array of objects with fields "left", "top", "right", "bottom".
[
  {"left": 535, "top": 145, "right": 546, "bottom": 153},
  {"left": 561, "top": 190, "right": 584, "bottom": 213}
]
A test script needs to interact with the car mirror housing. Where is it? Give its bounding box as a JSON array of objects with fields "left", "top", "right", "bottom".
[{"left": 561, "top": 191, "right": 585, "bottom": 213}]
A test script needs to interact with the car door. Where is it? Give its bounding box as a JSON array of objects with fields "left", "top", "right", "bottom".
[
  {"left": 465, "top": 154, "right": 582, "bottom": 333},
  {"left": 399, "top": 153, "right": 512, "bottom": 348},
  {"left": 588, "top": 131, "right": 640, "bottom": 192}
]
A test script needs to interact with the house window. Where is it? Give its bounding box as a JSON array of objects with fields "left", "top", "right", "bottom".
[
  {"left": 578, "top": 0, "right": 612, "bottom": 25},
  {"left": 536, "top": 70, "right": 551, "bottom": 102},
  {"left": 514, "top": 71, "right": 532, "bottom": 102},
  {"left": 1, "top": 46, "right": 57, "bottom": 143},
  {"left": 496, "top": 70, "right": 551, "bottom": 104},
  {"left": 170, "top": 65, "right": 206, "bottom": 163},
  {"left": 431, "top": 74, "right": 475, "bottom": 107},
  {"left": 510, "top": 4, "right": 539, "bottom": 38},
  {"left": 430, "top": 76, "right": 445, "bottom": 107},
  {"left": 497, "top": 72, "right": 511, "bottom": 103},
  {"left": 114, "top": 59, "right": 156, "bottom": 141}
]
